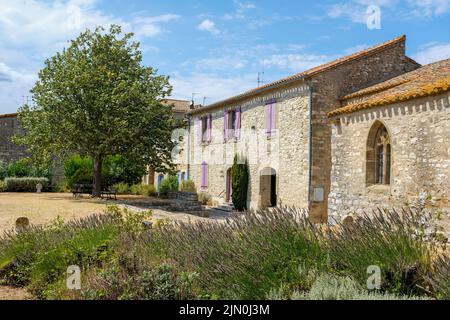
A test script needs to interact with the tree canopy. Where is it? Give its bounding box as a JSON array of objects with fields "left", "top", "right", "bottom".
[{"left": 15, "top": 25, "right": 178, "bottom": 196}]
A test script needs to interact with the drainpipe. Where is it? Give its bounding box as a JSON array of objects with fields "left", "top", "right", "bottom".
[
  {"left": 307, "top": 85, "right": 313, "bottom": 210},
  {"left": 186, "top": 115, "right": 191, "bottom": 180}
]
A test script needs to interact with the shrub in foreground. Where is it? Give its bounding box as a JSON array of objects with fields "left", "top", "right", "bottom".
[{"left": 0, "top": 206, "right": 447, "bottom": 300}]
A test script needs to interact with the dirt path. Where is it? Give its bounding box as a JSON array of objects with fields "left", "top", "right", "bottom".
[{"left": 0, "top": 285, "right": 34, "bottom": 300}]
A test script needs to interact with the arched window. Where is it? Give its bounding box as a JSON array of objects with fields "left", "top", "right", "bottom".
[{"left": 366, "top": 122, "right": 391, "bottom": 186}]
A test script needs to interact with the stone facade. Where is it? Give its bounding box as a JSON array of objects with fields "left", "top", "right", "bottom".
[
  {"left": 0, "top": 114, "right": 27, "bottom": 164},
  {"left": 328, "top": 92, "right": 450, "bottom": 221},
  {"left": 186, "top": 36, "right": 421, "bottom": 221},
  {"left": 188, "top": 86, "right": 311, "bottom": 210}
]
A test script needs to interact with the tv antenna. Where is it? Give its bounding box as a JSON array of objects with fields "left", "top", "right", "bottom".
[
  {"left": 258, "top": 59, "right": 266, "bottom": 87},
  {"left": 191, "top": 93, "right": 199, "bottom": 106}
]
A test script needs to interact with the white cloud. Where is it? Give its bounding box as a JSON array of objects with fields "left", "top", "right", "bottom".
[
  {"left": 264, "top": 53, "right": 332, "bottom": 72},
  {"left": 170, "top": 72, "right": 256, "bottom": 104},
  {"left": 413, "top": 42, "right": 450, "bottom": 64},
  {"left": 197, "top": 19, "right": 220, "bottom": 35},
  {"left": 406, "top": 0, "right": 450, "bottom": 17},
  {"left": 196, "top": 57, "right": 248, "bottom": 71},
  {"left": 326, "top": 0, "right": 450, "bottom": 23},
  {"left": 326, "top": 3, "right": 371, "bottom": 23},
  {"left": 0, "top": 0, "right": 180, "bottom": 113}
]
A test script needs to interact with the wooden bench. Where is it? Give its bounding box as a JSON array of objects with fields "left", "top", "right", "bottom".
[
  {"left": 72, "top": 184, "right": 117, "bottom": 200},
  {"left": 101, "top": 187, "right": 117, "bottom": 200}
]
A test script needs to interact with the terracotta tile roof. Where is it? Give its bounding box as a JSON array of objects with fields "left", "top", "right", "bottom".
[
  {"left": 188, "top": 35, "right": 407, "bottom": 115},
  {"left": 0, "top": 113, "right": 18, "bottom": 119},
  {"left": 328, "top": 58, "right": 450, "bottom": 117},
  {"left": 162, "top": 99, "right": 191, "bottom": 113}
]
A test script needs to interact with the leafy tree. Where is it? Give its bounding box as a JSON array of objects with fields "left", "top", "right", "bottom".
[
  {"left": 15, "top": 25, "right": 177, "bottom": 196},
  {"left": 231, "top": 155, "right": 249, "bottom": 211}
]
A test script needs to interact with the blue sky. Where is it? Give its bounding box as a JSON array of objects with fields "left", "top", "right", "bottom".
[{"left": 1, "top": 0, "right": 450, "bottom": 114}]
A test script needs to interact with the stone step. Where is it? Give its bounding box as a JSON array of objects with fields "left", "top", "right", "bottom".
[{"left": 214, "top": 203, "right": 234, "bottom": 212}]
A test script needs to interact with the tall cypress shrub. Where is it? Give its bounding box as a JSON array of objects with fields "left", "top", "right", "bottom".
[{"left": 231, "top": 155, "right": 249, "bottom": 211}]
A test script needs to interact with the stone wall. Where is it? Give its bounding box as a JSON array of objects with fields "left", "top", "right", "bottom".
[
  {"left": 188, "top": 84, "right": 311, "bottom": 210},
  {"left": 308, "top": 39, "right": 419, "bottom": 221},
  {"left": 187, "top": 38, "right": 421, "bottom": 219},
  {"left": 328, "top": 92, "right": 450, "bottom": 221},
  {"left": 0, "top": 114, "right": 27, "bottom": 164}
]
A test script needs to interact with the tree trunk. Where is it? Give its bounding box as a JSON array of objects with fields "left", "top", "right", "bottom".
[{"left": 92, "top": 154, "right": 103, "bottom": 197}]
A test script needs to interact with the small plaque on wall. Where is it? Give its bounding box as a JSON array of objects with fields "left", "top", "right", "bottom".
[{"left": 314, "top": 187, "right": 324, "bottom": 202}]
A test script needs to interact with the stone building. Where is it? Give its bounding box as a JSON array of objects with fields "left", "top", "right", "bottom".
[
  {"left": 143, "top": 98, "right": 192, "bottom": 189},
  {"left": 0, "top": 113, "right": 27, "bottom": 164},
  {"left": 327, "top": 58, "right": 450, "bottom": 222},
  {"left": 184, "top": 35, "right": 448, "bottom": 222}
]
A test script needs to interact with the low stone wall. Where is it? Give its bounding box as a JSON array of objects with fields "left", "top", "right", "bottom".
[{"left": 168, "top": 192, "right": 203, "bottom": 212}]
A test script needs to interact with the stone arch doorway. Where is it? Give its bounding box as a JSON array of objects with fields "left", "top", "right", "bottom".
[
  {"left": 260, "top": 167, "right": 277, "bottom": 208},
  {"left": 226, "top": 168, "right": 232, "bottom": 203},
  {"left": 366, "top": 121, "right": 392, "bottom": 186}
]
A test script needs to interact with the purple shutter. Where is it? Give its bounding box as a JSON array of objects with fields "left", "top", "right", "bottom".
[
  {"left": 235, "top": 107, "right": 241, "bottom": 139},
  {"left": 224, "top": 108, "right": 229, "bottom": 142},
  {"left": 270, "top": 102, "right": 276, "bottom": 135},
  {"left": 201, "top": 163, "right": 205, "bottom": 189},
  {"left": 205, "top": 163, "right": 209, "bottom": 189},
  {"left": 207, "top": 114, "right": 212, "bottom": 142},
  {"left": 201, "top": 162, "right": 208, "bottom": 190},
  {"left": 198, "top": 116, "right": 202, "bottom": 144},
  {"left": 265, "top": 103, "right": 271, "bottom": 137}
]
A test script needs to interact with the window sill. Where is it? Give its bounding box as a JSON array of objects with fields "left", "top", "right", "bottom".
[{"left": 366, "top": 184, "right": 391, "bottom": 195}]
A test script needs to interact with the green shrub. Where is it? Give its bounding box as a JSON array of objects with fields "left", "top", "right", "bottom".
[
  {"left": 0, "top": 206, "right": 152, "bottom": 298},
  {"left": 54, "top": 180, "right": 70, "bottom": 193},
  {"left": 159, "top": 176, "right": 178, "bottom": 195},
  {"left": 198, "top": 192, "right": 212, "bottom": 205},
  {"left": 231, "top": 155, "right": 249, "bottom": 211},
  {"left": 64, "top": 155, "right": 93, "bottom": 188},
  {"left": 64, "top": 154, "right": 147, "bottom": 188},
  {"left": 114, "top": 182, "right": 131, "bottom": 195},
  {"left": 180, "top": 179, "right": 196, "bottom": 193},
  {"left": 325, "top": 209, "right": 437, "bottom": 296},
  {"left": 0, "top": 161, "right": 7, "bottom": 180},
  {"left": 144, "top": 207, "right": 327, "bottom": 299},
  {"left": 1, "top": 158, "right": 52, "bottom": 180},
  {"left": 267, "top": 274, "right": 431, "bottom": 300},
  {"left": 0, "top": 180, "right": 5, "bottom": 192},
  {"left": 4, "top": 177, "right": 50, "bottom": 192},
  {"left": 130, "top": 184, "right": 156, "bottom": 196}
]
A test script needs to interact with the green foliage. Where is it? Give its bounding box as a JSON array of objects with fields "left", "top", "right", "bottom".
[
  {"left": 180, "top": 179, "right": 196, "bottom": 193},
  {"left": 102, "top": 155, "right": 146, "bottom": 186},
  {"left": 64, "top": 154, "right": 147, "bottom": 188},
  {"left": 0, "top": 180, "right": 5, "bottom": 192},
  {"left": 0, "top": 160, "right": 7, "bottom": 180},
  {"left": 0, "top": 206, "right": 447, "bottom": 300},
  {"left": 113, "top": 182, "right": 130, "bottom": 195},
  {"left": 159, "top": 176, "right": 179, "bottom": 195},
  {"left": 129, "top": 184, "right": 156, "bottom": 196},
  {"left": 0, "top": 206, "right": 152, "bottom": 298},
  {"left": 15, "top": 25, "right": 177, "bottom": 196},
  {"left": 267, "top": 274, "right": 431, "bottom": 300},
  {"left": 64, "top": 155, "right": 93, "bottom": 188},
  {"left": 3, "top": 177, "right": 50, "bottom": 192},
  {"left": 325, "top": 210, "right": 437, "bottom": 296},
  {"left": 0, "top": 158, "right": 52, "bottom": 180},
  {"left": 231, "top": 155, "right": 249, "bottom": 211}
]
